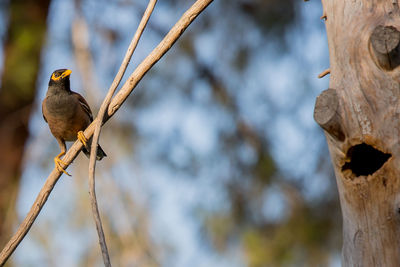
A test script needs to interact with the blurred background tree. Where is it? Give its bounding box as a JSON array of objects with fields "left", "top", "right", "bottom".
[
  {"left": 0, "top": 0, "right": 341, "bottom": 266},
  {"left": 0, "top": 0, "right": 50, "bottom": 248}
]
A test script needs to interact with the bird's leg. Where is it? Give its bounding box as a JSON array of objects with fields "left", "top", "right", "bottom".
[
  {"left": 77, "top": 131, "right": 88, "bottom": 148},
  {"left": 55, "top": 138, "right": 71, "bottom": 176}
]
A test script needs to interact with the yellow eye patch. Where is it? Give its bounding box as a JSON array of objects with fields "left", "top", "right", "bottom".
[{"left": 51, "top": 73, "right": 60, "bottom": 81}]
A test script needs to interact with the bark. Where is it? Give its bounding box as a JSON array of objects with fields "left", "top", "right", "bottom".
[
  {"left": 0, "top": 0, "right": 50, "bottom": 246},
  {"left": 315, "top": 1, "right": 400, "bottom": 266}
]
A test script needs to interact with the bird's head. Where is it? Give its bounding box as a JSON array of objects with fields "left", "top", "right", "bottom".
[{"left": 49, "top": 69, "right": 72, "bottom": 88}]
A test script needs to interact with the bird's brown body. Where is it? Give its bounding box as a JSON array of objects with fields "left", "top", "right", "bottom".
[
  {"left": 42, "top": 69, "right": 106, "bottom": 175},
  {"left": 43, "top": 92, "right": 91, "bottom": 142}
]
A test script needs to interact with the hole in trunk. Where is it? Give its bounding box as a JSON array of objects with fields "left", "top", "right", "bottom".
[{"left": 342, "top": 143, "right": 391, "bottom": 177}]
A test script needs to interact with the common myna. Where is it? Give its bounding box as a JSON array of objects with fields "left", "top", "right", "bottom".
[{"left": 42, "top": 69, "right": 106, "bottom": 176}]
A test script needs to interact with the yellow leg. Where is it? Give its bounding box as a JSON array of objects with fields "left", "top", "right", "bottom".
[
  {"left": 54, "top": 151, "right": 71, "bottom": 176},
  {"left": 77, "top": 131, "right": 88, "bottom": 147}
]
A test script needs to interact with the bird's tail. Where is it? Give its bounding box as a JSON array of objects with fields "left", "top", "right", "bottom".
[{"left": 82, "top": 143, "right": 107, "bottom": 160}]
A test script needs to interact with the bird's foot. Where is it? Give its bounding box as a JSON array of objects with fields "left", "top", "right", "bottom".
[
  {"left": 54, "top": 151, "right": 71, "bottom": 176},
  {"left": 77, "top": 131, "right": 88, "bottom": 148}
]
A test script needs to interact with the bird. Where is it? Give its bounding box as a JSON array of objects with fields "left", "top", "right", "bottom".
[{"left": 42, "top": 69, "right": 106, "bottom": 176}]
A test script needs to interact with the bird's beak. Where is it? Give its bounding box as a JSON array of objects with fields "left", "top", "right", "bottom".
[{"left": 61, "top": 69, "right": 72, "bottom": 78}]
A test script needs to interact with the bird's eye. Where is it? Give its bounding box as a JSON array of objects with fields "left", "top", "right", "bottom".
[{"left": 51, "top": 73, "right": 60, "bottom": 81}]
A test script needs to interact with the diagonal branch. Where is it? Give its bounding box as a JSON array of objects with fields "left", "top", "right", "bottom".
[
  {"left": 0, "top": 0, "right": 213, "bottom": 265},
  {"left": 88, "top": 0, "right": 157, "bottom": 266},
  {"left": 106, "top": 0, "right": 213, "bottom": 118}
]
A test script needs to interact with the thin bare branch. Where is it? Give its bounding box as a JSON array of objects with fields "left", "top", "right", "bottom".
[
  {"left": 107, "top": 0, "right": 213, "bottom": 118},
  {"left": 0, "top": 0, "right": 213, "bottom": 265},
  {"left": 88, "top": 0, "right": 157, "bottom": 266}
]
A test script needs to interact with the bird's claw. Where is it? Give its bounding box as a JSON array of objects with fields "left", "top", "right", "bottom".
[
  {"left": 77, "top": 131, "right": 88, "bottom": 148},
  {"left": 54, "top": 152, "right": 71, "bottom": 176}
]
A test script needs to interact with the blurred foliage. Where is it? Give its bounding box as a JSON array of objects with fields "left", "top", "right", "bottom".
[
  {"left": 0, "top": 0, "right": 341, "bottom": 266},
  {"left": 243, "top": 199, "right": 339, "bottom": 266},
  {"left": 239, "top": 0, "right": 297, "bottom": 36},
  {"left": 169, "top": 0, "right": 340, "bottom": 266}
]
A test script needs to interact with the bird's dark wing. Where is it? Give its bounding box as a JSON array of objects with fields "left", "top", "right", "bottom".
[
  {"left": 42, "top": 98, "right": 48, "bottom": 123},
  {"left": 72, "top": 92, "right": 93, "bottom": 122}
]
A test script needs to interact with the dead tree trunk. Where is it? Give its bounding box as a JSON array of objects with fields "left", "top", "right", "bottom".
[{"left": 314, "top": 1, "right": 400, "bottom": 266}]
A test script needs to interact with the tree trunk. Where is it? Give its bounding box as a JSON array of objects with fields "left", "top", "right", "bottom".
[
  {"left": 0, "top": 0, "right": 50, "bottom": 247},
  {"left": 314, "top": 1, "right": 400, "bottom": 266}
]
